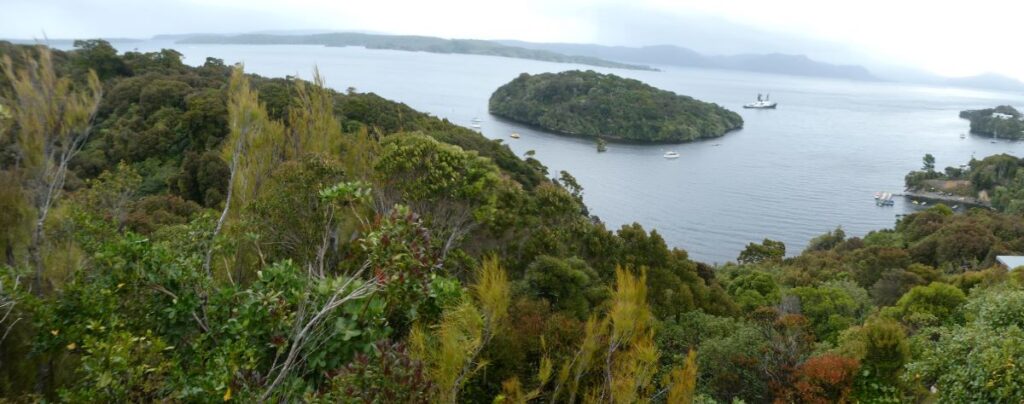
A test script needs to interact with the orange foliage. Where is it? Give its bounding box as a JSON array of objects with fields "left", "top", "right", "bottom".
[{"left": 791, "top": 354, "right": 860, "bottom": 404}]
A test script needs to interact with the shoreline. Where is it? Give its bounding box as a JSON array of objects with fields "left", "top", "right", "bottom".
[{"left": 898, "top": 190, "right": 991, "bottom": 209}]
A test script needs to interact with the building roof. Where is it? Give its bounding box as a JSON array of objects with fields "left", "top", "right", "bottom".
[{"left": 996, "top": 255, "right": 1024, "bottom": 270}]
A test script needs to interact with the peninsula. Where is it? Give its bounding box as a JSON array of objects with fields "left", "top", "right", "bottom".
[
  {"left": 176, "top": 33, "right": 656, "bottom": 71},
  {"left": 960, "top": 105, "right": 1024, "bottom": 139},
  {"left": 488, "top": 70, "right": 743, "bottom": 143}
]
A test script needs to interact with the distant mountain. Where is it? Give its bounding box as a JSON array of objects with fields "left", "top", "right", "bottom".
[
  {"left": 497, "top": 40, "right": 878, "bottom": 81},
  {"left": 872, "top": 66, "right": 1024, "bottom": 93},
  {"left": 945, "top": 73, "right": 1024, "bottom": 93},
  {"left": 176, "top": 33, "right": 656, "bottom": 71}
]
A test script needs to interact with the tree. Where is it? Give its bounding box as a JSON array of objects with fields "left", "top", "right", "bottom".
[
  {"left": 738, "top": 239, "right": 785, "bottom": 265},
  {"left": 727, "top": 271, "right": 781, "bottom": 311},
  {"left": 885, "top": 282, "right": 966, "bottom": 328},
  {"left": 788, "top": 284, "right": 867, "bottom": 344},
  {"left": 549, "top": 267, "right": 660, "bottom": 403},
  {"left": 70, "top": 39, "right": 129, "bottom": 80},
  {"left": 205, "top": 65, "right": 285, "bottom": 274},
  {"left": 805, "top": 227, "right": 846, "bottom": 253},
  {"left": 287, "top": 67, "right": 341, "bottom": 158},
  {"left": 374, "top": 133, "right": 502, "bottom": 259},
  {"left": 922, "top": 153, "right": 935, "bottom": 171},
  {"left": 410, "top": 256, "right": 510, "bottom": 403},
  {"left": 522, "top": 255, "right": 607, "bottom": 319},
  {"left": 1, "top": 46, "right": 102, "bottom": 294},
  {"left": 791, "top": 354, "right": 860, "bottom": 404},
  {"left": 870, "top": 269, "right": 926, "bottom": 306}
]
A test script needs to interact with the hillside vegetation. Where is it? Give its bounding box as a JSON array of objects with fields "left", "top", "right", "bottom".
[
  {"left": 960, "top": 105, "right": 1024, "bottom": 139},
  {"left": 1, "top": 41, "right": 1024, "bottom": 403},
  {"left": 489, "top": 70, "right": 743, "bottom": 143}
]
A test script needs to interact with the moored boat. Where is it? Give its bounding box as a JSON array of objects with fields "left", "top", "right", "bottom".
[
  {"left": 743, "top": 93, "right": 778, "bottom": 109},
  {"left": 664, "top": 151, "right": 680, "bottom": 159}
]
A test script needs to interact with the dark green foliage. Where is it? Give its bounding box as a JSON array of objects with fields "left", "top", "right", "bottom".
[
  {"left": 325, "top": 340, "right": 433, "bottom": 403},
  {"left": 805, "top": 226, "right": 846, "bottom": 252},
  {"left": 737, "top": 238, "right": 786, "bottom": 264},
  {"left": 9, "top": 41, "right": 1024, "bottom": 402},
  {"left": 787, "top": 283, "right": 869, "bottom": 344},
  {"left": 960, "top": 105, "right": 1024, "bottom": 139},
  {"left": 521, "top": 255, "right": 608, "bottom": 319},
  {"left": 658, "top": 312, "right": 770, "bottom": 402},
  {"left": 69, "top": 39, "right": 129, "bottom": 80},
  {"left": 489, "top": 70, "right": 743, "bottom": 143},
  {"left": 726, "top": 270, "right": 781, "bottom": 311}
]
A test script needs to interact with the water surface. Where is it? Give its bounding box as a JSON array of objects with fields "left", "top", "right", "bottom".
[{"left": 104, "top": 41, "right": 1024, "bottom": 263}]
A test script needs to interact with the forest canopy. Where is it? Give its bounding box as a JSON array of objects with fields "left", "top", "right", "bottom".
[
  {"left": 489, "top": 70, "right": 743, "bottom": 143},
  {"left": 1, "top": 40, "right": 1024, "bottom": 403}
]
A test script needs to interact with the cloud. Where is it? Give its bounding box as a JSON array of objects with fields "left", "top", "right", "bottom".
[{"left": 1, "top": 0, "right": 1021, "bottom": 80}]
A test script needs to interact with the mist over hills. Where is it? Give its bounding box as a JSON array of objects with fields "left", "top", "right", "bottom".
[{"left": 497, "top": 40, "right": 878, "bottom": 81}]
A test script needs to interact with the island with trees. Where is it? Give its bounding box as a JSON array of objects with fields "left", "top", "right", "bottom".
[
  {"left": 489, "top": 70, "right": 743, "bottom": 143},
  {"left": 3, "top": 40, "right": 1024, "bottom": 403},
  {"left": 960, "top": 105, "right": 1024, "bottom": 139}
]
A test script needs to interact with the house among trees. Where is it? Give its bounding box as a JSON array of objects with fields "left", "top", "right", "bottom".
[{"left": 996, "top": 255, "right": 1024, "bottom": 270}]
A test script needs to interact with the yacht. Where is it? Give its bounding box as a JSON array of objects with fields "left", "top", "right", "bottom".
[
  {"left": 663, "top": 151, "right": 680, "bottom": 159},
  {"left": 743, "top": 93, "right": 778, "bottom": 109}
]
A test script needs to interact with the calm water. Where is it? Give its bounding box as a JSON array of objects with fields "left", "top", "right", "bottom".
[{"left": 102, "top": 41, "right": 1024, "bottom": 263}]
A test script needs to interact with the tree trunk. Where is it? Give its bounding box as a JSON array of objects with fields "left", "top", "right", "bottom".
[
  {"left": 28, "top": 216, "right": 45, "bottom": 297},
  {"left": 4, "top": 244, "right": 13, "bottom": 268},
  {"left": 204, "top": 161, "right": 237, "bottom": 277}
]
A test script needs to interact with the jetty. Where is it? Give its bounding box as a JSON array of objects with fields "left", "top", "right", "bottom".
[{"left": 897, "top": 190, "right": 991, "bottom": 209}]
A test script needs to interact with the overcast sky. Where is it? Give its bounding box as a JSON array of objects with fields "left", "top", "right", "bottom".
[{"left": 3, "top": 0, "right": 1022, "bottom": 80}]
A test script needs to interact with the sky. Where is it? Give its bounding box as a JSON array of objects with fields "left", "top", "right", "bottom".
[{"left": 2, "top": 0, "right": 1023, "bottom": 80}]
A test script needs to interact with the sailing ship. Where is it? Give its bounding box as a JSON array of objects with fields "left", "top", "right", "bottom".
[{"left": 743, "top": 93, "right": 778, "bottom": 109}]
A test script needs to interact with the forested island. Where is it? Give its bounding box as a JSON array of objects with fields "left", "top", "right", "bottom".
[
  {"left": 489, "top": 70, "right": 743, "bottom": 143},
  {"left": 177, "top": 33, "right": 656, "bottom": 71},
  {"left": 960, "top": 105, "right": 1024, "bottom": 139},
  {"left": 2, "top": 40, "right": 1024, "bottom": 403}
]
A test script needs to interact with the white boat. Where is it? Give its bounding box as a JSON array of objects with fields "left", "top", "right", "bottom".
[
  {"left": 664, "top": 151, "right": 680, "bottom": 159},
  {"left": 471, "top": 117, "right": 481, "bottom": 122},
  {"left": 470, "top": 124, "right": 482, "bottom": 129},
  {"left": 510, "top": 132, "right": 520, "bottom": 139},
  {"left": 743, "top": 93, "right": 778, "bottom": 109},
  {"left": 876, "top": 192, "right": 894, "bottom": 206}
]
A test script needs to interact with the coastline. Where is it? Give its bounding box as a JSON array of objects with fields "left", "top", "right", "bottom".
[{"left": 899, "top": 190, "right": 991, "bottom": 209}]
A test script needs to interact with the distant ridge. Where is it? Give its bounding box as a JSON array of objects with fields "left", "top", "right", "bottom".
[
  {"left": 944, "top": 73, "right": 1024, "bottom": 93},
  {"left": 176, "top": 33, "right": 657, "bottom": 71},
  {"left": 496, "top": 40, "right": 879, "bottom": 81}
]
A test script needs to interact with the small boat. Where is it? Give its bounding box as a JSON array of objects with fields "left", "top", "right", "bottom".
[
  {"left": 875, "top": 192, "right": 894, "bottom": 206},
  {"left": 663, "top": 151, "right": 680, "bottom": 159},
  {"left": 471, "top": 117, "right": 481, "bottom": 122},
  {"left": 509, "top": 132, "right": 520, "bottom": 139},
  {"left": 912, "top": 200, "right": 919, "bottom": 205},
  {"left": 960, "top": 133, "right": 966, "bottom": 139},
  {"left": 470, "top": 124, "right": 482, "bottom": 129},
  {"left": 743, "top": 93, "right": 778, "bottom": 109}
]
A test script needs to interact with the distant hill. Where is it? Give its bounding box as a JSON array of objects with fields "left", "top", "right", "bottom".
[
  {"left": 176, "top": 33, "right": 656, "bottom": 71},
  {"left": 489, "top": 70, "right": 743, "bottom": 143},
  {"left": 945, "top": 73, "right": 1024, "bottom": 93},
  {"left": 497, "top": 40, "right": 878, "bottom": 81}
]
